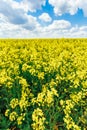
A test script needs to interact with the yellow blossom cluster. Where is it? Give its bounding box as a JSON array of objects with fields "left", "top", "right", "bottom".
[
  {"left": 9, "top": 111, "right": 18, "bottom": 121},
  {"left": 32, "top": 108, "right": 46, "bottom": 130},
  {"left": 10, "top": 98, "right": 19, "bottom": 109}
]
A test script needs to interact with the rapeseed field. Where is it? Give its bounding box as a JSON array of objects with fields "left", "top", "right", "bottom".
[{"left": 0, "top": 39, "right": 87, "bottom": 130}]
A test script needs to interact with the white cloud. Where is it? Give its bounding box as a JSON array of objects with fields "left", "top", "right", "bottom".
[
  {"left": 0, "top": 15, "right": 37, "bottom": 38},
  {"left": 49, "top": 0, "right": 79, "bottom": 16},
  {"left": 8, "top": 0, "right": 87, "bottom": 17},
  {"left": 49, "top": 0, "right": 87, "bottom": 16},
  {"left": 37, "top": 20, "right": 72, "bottom": 37},
  {"left": 1, "top": 0, "right": 46, "bottom": 13},
  {"left": 0, "top": 0, "right": 41, "bottom": 31},
  {"left": 0, "top": 0, "right": 28, "bottom": 24},
  {"left": 79, "top": 0, "right": 87, "bottom": 17},
  {"left": 23, "top": 15, "right": 40, "bottom": 30},
  {"left": 0, "top": 0, "right": 46, "bottom": 25},
  {"left": 79, "top": 26, "right": 87, "bottom": 31},
  {"left": 0, "top": 13, "right": 40, "bottom": 37},
  {"left": 39, "top": 13, "right": 52, "bottom": 22},
  {"left": 47, "top": 20, "right": 71, "bottom": 30},
  {"left": 1, "top": 15, "right": 87, "bottom": 38},
  {"left": 15, "top": 0, "right": 46, "bottom": 12},
  {"left": 0, "top": 14, "right": 21, "bottom": 37},
  {"left": 0, "top": 0, "right": 87, "bottom": 38}
]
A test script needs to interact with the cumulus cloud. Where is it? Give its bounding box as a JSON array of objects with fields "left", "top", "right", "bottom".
[
  {"left": 39, "top": 13, "right": 52, "bottom": 22},
  {"left": 1, "top": 0, "right": 46, "bottom": 13},
  {"left": 0, "top": 0, "right": 41, "bottom": 31},
  {"left": 49, "top": 0, "right": 87, "bottom": 16},
  {"left": 79, "top": 0, "right": 87, "bottom": 17},
  {"left": 8, "top": 0, "right": 87, "bottom": 17},
  {"left": 23, "top": 15, "right": 40, "bottom": 30},
  {"left": 0, "top": 0, "right": 46, "bottom": 25},
  {"left": 0, "top": 0, "right": 28, "bottom": 24},
  {"left": 1, "top": 14, "right": 87, "bottom": 38},
  {"left": 15, "top": 0, "right": 46, "bottom": 12},
  {"left": 38, "top": 20, "right": 72, "bottom": 37},
  {"left": 46, "top": 20, "right": 71, "bottom": 30},
  {"left": 0, "top": 14, "right": 21, "bottom": 37},
  {"left": 0, "top": 14, "right": 37, "bottom": 38},
  {"left": 49, "top": 0, "right": 79, "bottom": 16},
  {"left": 0, "top": 0, "right": 87, "bottom": 38}
]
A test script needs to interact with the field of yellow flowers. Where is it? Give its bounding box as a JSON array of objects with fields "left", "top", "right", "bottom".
[{"left": 0, "top": 39, "right": 87, "bottom": 130}]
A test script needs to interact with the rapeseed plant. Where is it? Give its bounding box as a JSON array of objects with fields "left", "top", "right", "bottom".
[{"left": 0, "top": 39, "right": 87, "bottom": 130}]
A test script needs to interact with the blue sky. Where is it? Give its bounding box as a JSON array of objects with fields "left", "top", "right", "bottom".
[{"left": 0, "top": 0, "right": 87, "bottom": 38}]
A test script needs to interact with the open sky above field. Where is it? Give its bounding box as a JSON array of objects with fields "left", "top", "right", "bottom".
[{"left": 0, "top": 0, "right": 87, "bottom": 38}]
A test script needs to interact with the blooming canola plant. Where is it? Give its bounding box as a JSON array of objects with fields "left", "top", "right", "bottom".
[{"left": 0, "top": 39, "right": 87, "bottom": 130}]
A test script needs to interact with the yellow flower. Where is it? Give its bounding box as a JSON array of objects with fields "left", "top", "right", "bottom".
[
  {"left": 19, "top": 78, "right": 28, "bottom": 87},
  {"left": 38, "top": 72, "right": 44, "bottom": 80},
  {"left": 32, "top": 108, "right": 46, "bottom": 130},
  {"left": 19, "top": 97, "right": 29, "bottom": 110},
  {"left": 10, "top": 98, "right": 18, "bottom": 109},
  {"left": 51, "top": 87, "right": 58, "bottom": 97},
  {"left": 17, "top": 114, "right": 25, "bottom": 125},
  {"left": 60, "top": 100, "right": 64, "bottom": 106},
  {"left": 9, "top": 111, "right": 18, "bottom": 121},
  {"left": 5, "top": 109, "right": 10, "bottom": 117}
]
